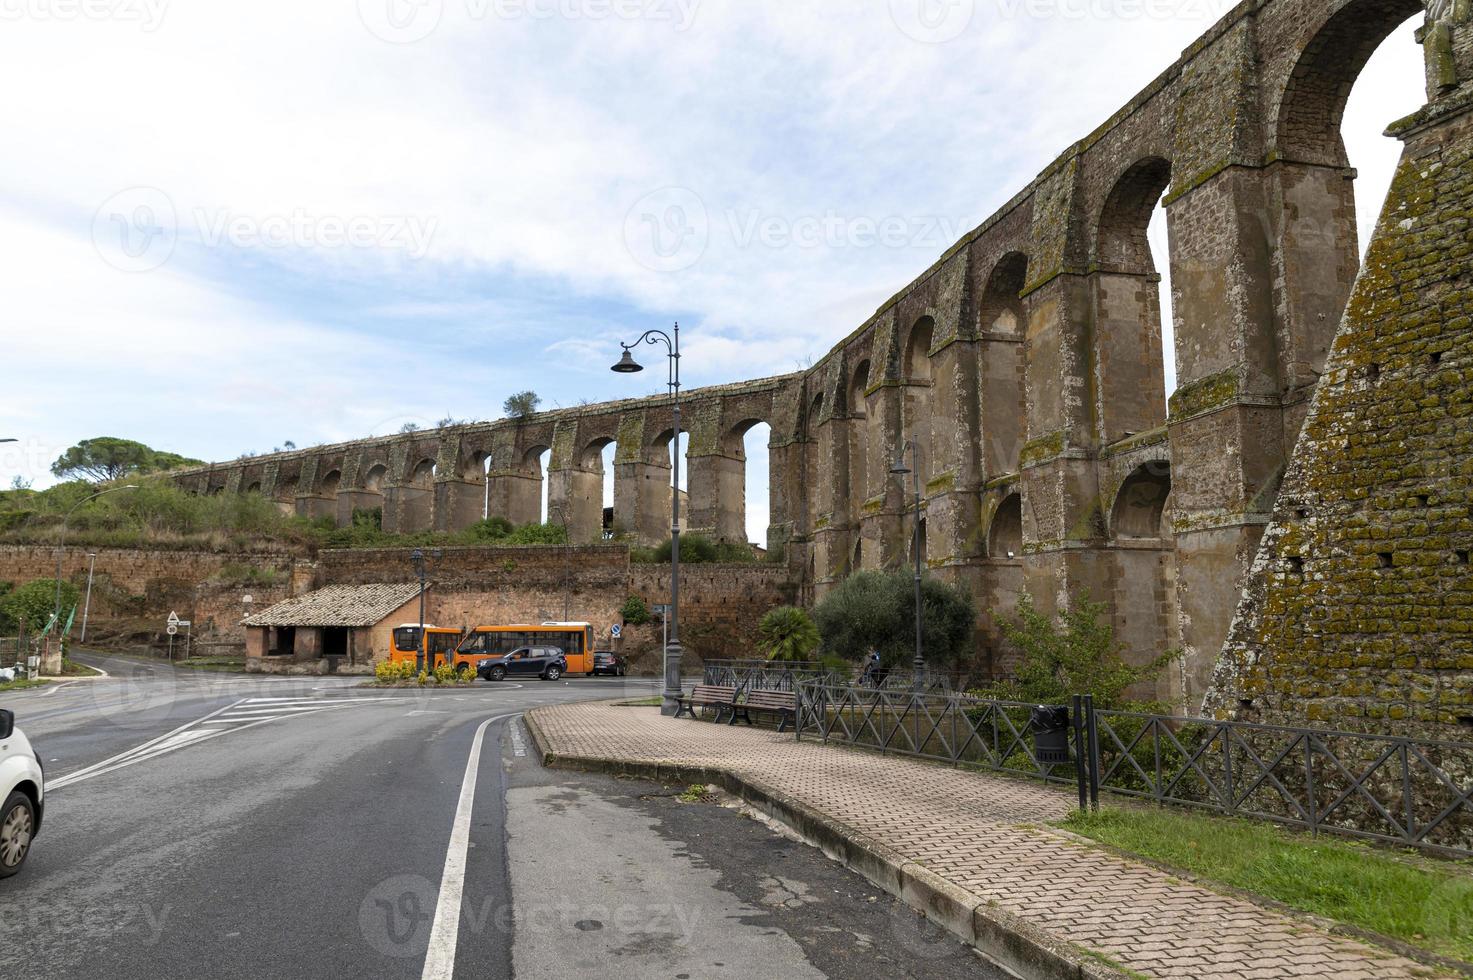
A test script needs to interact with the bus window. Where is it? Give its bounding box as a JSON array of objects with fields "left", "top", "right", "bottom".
[{"left": 393, "top": 627, "right": 421, "bottom": 653}]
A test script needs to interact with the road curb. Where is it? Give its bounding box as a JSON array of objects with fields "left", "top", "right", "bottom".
[{"left": 522, "top": 709, "right": 1126, "bottom": 980}]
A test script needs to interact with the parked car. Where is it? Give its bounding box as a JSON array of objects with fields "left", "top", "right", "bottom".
[
  {"left": 477, "top": 646, "right": 568, "bottom": 682},
  {"left": 0, "top": 708, "right": 43, "bottom": 879},
  {"left": 590, "top": 650, "right": 627, "bottom": 677}
]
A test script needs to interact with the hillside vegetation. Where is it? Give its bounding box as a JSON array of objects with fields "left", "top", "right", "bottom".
[{"left": 0, "top": 479, "right": 570, "bottom": 555}]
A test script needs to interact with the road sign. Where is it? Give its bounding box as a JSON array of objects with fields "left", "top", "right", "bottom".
[
  {"left": 167, "top": 611, "right": 180, "bottom": 625},
  {"left": 610, "top": 624, "right": 622, "bottom": 639},
  {"left": 166, "top": 624, "right": 178, "bottom": 636},
  {"left": 651, "top": 604, "right": 670, "bottom": 616}
]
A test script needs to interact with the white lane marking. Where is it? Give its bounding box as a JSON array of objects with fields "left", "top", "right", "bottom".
[
  {"left": 420, "top": 712, "right": 521, "bottom": 980},
  {"left": 48, "top": 695, "right": 412, "bottom": 792}
]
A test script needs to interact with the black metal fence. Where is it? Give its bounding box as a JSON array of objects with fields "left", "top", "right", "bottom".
[
  {"left": 702, "top": 659, "right": 837, "bottom": 693},
  {"left": 704, "top": 659, "right": 974, "bottom": 695},
  {"left": 795, "top": 681, "right": 1473, "bottom": 857}
]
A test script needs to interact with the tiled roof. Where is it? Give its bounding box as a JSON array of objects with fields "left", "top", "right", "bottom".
[{"left": 244, "top": 583, "right": 423, "bottom": 628}]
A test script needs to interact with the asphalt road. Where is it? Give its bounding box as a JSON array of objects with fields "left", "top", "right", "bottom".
[{"left": 1, "top": 653, "right": 1003, "bottom": 979}]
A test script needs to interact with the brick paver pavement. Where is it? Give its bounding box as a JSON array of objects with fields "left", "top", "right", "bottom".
[{"left": 529, "top": 702, "right": 1448, "bottom": 980}]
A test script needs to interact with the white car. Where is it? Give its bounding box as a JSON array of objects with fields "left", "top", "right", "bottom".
[{"left": 0, "top": 708, "right": 43, "bottom": 878}]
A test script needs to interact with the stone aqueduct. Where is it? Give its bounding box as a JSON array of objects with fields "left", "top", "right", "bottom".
[{"left": 180, "top": 0, "right": 1466, "bottom": 709}]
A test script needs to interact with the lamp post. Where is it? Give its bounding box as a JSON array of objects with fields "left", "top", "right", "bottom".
[
  {"left": 79, "top": 553, "right": 98, "bottom": 644},
  {"left": 612, "top": 323, "right": 683, "bottom": 716},
  {"left": 889, "top": 440, "right": 925, "bottom": 690},
  {"left": 410, "top": 548, "right": 443, "bottom": 674},
  {"left": 53, "top": 485, "right": 139, "bottom": 637},
  {"left": 547, "top": 502, "right": 572, "bottom": 622}
]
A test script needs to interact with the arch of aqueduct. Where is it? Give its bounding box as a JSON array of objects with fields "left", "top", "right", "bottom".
[{"left": 179, "top": 0, "right": 1470, "bottom": 710}]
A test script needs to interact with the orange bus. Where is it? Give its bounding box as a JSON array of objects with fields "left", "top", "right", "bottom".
[
  {"left": 390, "top": 624, "right": 464, "bottom": 671},
  {"left": 452, "top": 622, "right": 596, "bottom": 675}
]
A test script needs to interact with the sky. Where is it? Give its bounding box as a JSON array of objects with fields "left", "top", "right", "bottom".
[{"left": 0, "top": 0, "right": 1428, "bottom": 543}]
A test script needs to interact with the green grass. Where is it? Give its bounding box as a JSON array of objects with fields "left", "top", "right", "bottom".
[
  {"left": 0, "top": 677, "right": 50, "bottom": 692},
  {"left": 1061, "top": 806, "right": 1473, "bottom": 962},
  {"left": 59, "top": 658, "right": 101, "bottom": 676},
  {"left": 616, "top": 697, "right": 664, "bottom": 707}
]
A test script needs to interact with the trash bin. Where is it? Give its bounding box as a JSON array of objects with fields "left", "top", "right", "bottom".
[{"left": 1030, "top": 704, "right": 1072, "bottom": 764}]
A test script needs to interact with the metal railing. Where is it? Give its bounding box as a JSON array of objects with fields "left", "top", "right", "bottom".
[
  {"left": 1091, "top": 708, "right": 1473, "bottom": 856},
  {"left": 795, "top": 681, "right": 1473, "bottom": 857},
  {"left": 795, "top": 681, "right": 1089, "bottom": 795},
  {"left": 702, "top": 659, "right": 839, "bottom": 693}
]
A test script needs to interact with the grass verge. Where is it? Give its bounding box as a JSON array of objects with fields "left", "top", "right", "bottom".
[
  {"left": 59, "top": 658, "right": 102, "bottom": 676},
  {"left": 1061, "top": 806, "right": 1473, "bottom": 963},
  {"left": 0, "top": 677, "right": 50, "bottom": 693}
]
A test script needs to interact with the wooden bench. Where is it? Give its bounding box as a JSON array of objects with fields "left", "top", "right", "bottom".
[
  {"left": 674, "top": 684, "right": 740, "bottom": 722},
  {"left": 728, "top": 689, "right": 798, "bottom": 733}
]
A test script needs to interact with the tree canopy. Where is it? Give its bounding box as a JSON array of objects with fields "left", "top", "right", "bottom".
[
  {"left": 503, "top": 391, "right": 541, "bottom": 419},
  {"left": 812, "top": 569, "right": 976, "bottom": 669},
  {"left": 0, "top": 579, "right": 80, "bottom": 634},
  {"left": 50, "top": 437, "right": 202, "bottom": 484}
]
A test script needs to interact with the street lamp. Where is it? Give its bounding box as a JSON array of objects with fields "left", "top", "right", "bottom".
[
  {"left": 410, "top": 548, "right": 443, "bottom": 675},
  {"left": 53, "top": 485, "right": 139, "bottom": 636},
  {"left": 79, "top": 553, "right": 98, "bottom": 644},
  {"left": 890, "top": 441, "right": 925, "bottom": 691},
  {"left": 547, "top": 502, "right": 572, "bottom": 622},
  {"left": 612, "top": 323, "right": 683, "bottom": 716}
]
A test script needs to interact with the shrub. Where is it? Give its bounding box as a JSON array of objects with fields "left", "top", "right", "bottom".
[
  {"left": 466, "top": 516, "right": 515, "bottom": 541},
  {"left": 620, "top": 595, "right": 652, "bottom": 626},
  {"left": 504, "top": 522, "right": 567, "bottom": 545},
  {"left": 1, "top": 579, "right": 82, "bottom": 634},
  {"left": 812, "top": 569, "right": 976, "bottom": 669},
  {"left": 976, "top": 593, "right": 1172, "bottom": 710},
  {"left": 649, "top": 534, "right": 755, "bottom": 564},
  {"left": 757, "top": 606, "right": 819, "bottom": 662}
]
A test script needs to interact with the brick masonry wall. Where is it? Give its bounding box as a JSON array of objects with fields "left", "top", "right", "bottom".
[
  {"left": 0, "top": 545, "right": 296, "bottom": 646},
  {"left": 1206, "top": 101, "right": 1473, "bottom": 738}
]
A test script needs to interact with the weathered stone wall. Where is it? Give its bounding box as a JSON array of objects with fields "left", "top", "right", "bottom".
[
  {"left": 0, "top": 542, "right": 793, "bottom": 672},
  {"left": 1206, "top": 89, "right": 1473, "bottom": 737},
  {"left": 172, "top": 0, "right": 1465, "bottom": 713},
  {"left": 0, "top": 545, "right": 297, "bottom": 645}
]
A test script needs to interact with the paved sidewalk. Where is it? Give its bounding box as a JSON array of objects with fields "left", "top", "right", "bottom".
[{"left": 528, "top": 702, "right": 1449, "bottom": 980}]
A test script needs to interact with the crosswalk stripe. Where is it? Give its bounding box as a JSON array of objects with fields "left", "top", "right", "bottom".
[{"left": 49, "top": 695, "right": 411, "bottom": 791}]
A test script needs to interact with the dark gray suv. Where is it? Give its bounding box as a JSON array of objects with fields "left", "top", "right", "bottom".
[{"left": 477, "top": 646, "right": 567, "bottom": 682}]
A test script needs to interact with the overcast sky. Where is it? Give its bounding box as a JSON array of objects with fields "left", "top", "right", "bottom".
[{"left": 0, "top": 0, "right": 1426, "bottom": 542}]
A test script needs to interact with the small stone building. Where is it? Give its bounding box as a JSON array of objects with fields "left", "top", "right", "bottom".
[{"left": 243, "top": 583, "right": 424, "bottom": 674}]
